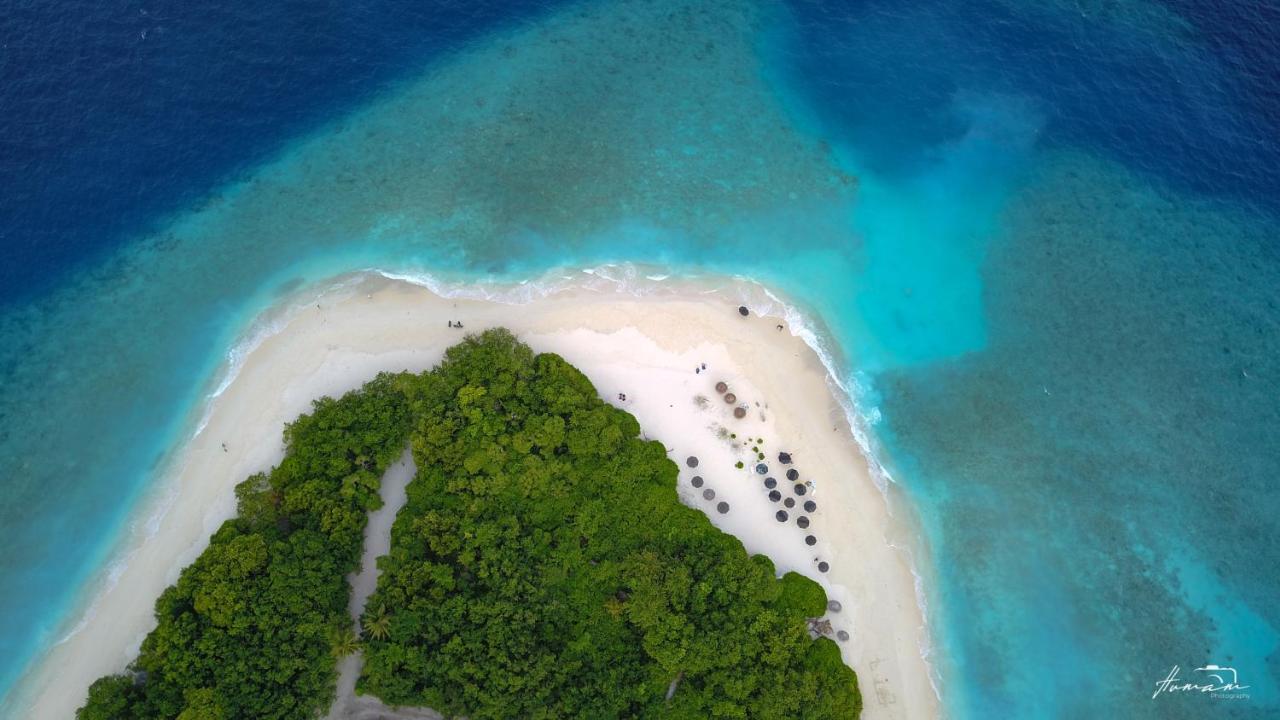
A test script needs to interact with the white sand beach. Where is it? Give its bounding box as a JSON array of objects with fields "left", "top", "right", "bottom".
[{"left": 13, "top": 274, "right": 938, "bottom": 720}]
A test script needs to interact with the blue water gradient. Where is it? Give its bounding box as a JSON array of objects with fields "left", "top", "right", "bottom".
[
  {"left": 1, "top": 0, "right": 1277, "bottom": 717},
  {"left": 0, "top": 0, "right": 558, "bottom": 305}
]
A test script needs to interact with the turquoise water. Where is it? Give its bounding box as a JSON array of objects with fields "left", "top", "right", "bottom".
[{"left": 2, "top": 0, "right": 1278, "bottom": 717}]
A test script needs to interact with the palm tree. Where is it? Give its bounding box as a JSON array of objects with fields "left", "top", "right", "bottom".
[
  {"left": 328, "top": 625, "right": 361, "bottom": 658},
  {"left": 363, "top": 609, "right": 391, "bottom": 641}
]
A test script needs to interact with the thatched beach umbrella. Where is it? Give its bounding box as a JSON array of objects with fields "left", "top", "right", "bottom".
[
  {"left": 818, "top": 561, "right": 830, "bottom": 573},
  {"left": 733, "top": 407, "right": 747, "bottom": 419},
  {"left": 804, "top": 535, "right": 817, "bottom": 546},
  {"left": 717, "top": 502, "right": 729, "bottom": 514},
  {"left": 827, "top": 600, "right": 842, "bottom": 613},
  {"left": 686, "top": 456, "right": 699, "bottom": 468},
  {"left": 703, "top": 489, "right": 716, "bottom": 500},
  {"left": 768, "top": 490, "right": 782, "bottom": 502},
  {"left": 715, "top": 381, "right": 729, "bottom": 393},
  {"left": 803, "top": 500, "right": 816, "bottom": 513},
  {"left": 778, "top": 452, "right": 792, "bottom": 464},
  {"left": 764, "top": 477, "right": 777, "bottom": 489},
  {"left": 793, "top": 484, "right": 806, "bottom": 496},
  {"left": 775, "top": 510, "right": 788, "bottom": 522},
  {"left": 755, "top": 463, "right": 768, "bottom": 475},
  {"left": 724, "top": 393, "right": 737, "bottom": 404},
  {"left": 784, "top": 498, "right": 795, "bottom": 508},
  {"left": 836, "top": 630, "right": 849, "bottom": 642},
  {"left": 691, "top": 476, "right": 704, "bottom": 488},
  {"left": 786, "top": 468, "right": 799, "bottom": 481},
  {"left": 797, "top": 516, "right": 810, "bottom": 529}
]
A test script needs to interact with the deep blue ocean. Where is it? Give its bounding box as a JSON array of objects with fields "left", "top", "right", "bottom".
[{"left": 1, "top": 0, "right": 1277, "bottom": 717}]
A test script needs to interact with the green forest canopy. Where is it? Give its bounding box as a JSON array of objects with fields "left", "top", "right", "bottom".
[
  {"left": 79, "top": 329, "right": 860, "bottom": 720},
  {"left": 77, "top": 373, "right": 413, "bottom": 720}
]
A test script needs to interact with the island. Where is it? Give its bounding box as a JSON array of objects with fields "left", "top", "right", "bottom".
[{"left": 78, "top": 330, "right": 860, "bottom": 719}]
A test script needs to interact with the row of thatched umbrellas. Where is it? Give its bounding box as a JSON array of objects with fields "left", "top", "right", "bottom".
[
  {"left": 757, "top": 454, "right": 824, "bottom": 566},
  {"left": 687, "top": 375, "right": 831, "bottom": 576},
  {"left": 686, "top": 451, "right": 822, "bottom": 564},
  {"left": 686, "top": 455, "right": 731, "bottom": 515},
  {"left": 687, "top": 446, "right": 845, "bottom": 641},
  {"left": 699, "top": 307, "right": 845, "bottom": 641}
]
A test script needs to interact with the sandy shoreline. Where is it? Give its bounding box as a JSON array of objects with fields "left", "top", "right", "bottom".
[{"left": 10, "top": 274, "right": 938, "bottom": 719}]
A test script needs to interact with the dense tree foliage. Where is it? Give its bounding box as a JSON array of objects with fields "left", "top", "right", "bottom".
[
  {"left": 79, "top": 329, "right": 861, "bottom": 719},
  {"left": 358, "top": 330, "right": 861, "bottom": 719},
  {"left": 78, "top": 373, "right": 413, "bottom": 720}
]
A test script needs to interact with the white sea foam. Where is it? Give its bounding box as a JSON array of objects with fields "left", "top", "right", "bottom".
[{"left": 751, "top": 280, "right": 943, "bottom": 701}]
